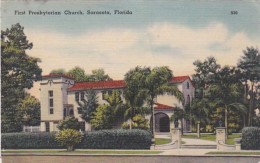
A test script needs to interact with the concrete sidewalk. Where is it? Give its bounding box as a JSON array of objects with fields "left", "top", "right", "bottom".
[
  {"left": 182, "top": 138, "right": 216, "bottom": 145},
  {"left": 160, "top": 148, "right": 218, "bottom": 155}
]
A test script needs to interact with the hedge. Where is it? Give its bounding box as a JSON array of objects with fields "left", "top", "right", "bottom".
[
  {"left": 78, "top": 129, "right": 152, "bottom": 149},
  {"left": 1, "top": 132, "right": 62, "bottom": 149},
  {"left": 1, "top": 129, "right": 152, "bottom": 149},
  {"left": 241, "top": 127, "right": 260, "bottom": 150}
]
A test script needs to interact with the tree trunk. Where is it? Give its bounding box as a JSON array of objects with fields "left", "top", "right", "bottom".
[
  {"left": 67, "top": 145, "right": 74, "bottom": 151},
  {"left": 197, "top": 122, "right": 200, "bottom": 138},
  {"left": 225, "top": 105, "right": 228, "bottom": 139},
  {"left": 248, "top": 82, "right": 255, "bottom": 126},
  {"left": 129, "top": 107, "right": 132, "bottom": 130}
]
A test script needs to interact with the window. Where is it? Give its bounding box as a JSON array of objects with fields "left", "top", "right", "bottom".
[
  {"left": 50, "top": 108, "right": 54, "bottom": 114},
  {"left": 49, "top": 99, "right": 53, "bottom": 107},
  {"left": 69, "top": 109, "right": 74, "bottom": 116},
  {"left": 78, "top": 107, "right": 83, "bottom": 114},
  {"left": 102, "top": 91, "right": 107, "bottom": 100},
  {"left": 75, "top": 92, "right": 79, "bottom": 101},
  {"left": 49, "top": 90, "right": 53, "bottom": 97},
  {"left": 187, "top": 82, "right": 190, "bottom": 89},
  {"left": 45, "top": 122, "right": 50, "bottom": 132},
  {"left": 49, "top": 91, "right": 54, "bottom": 114},
  {"left": 63, "top": 108, "right": 67, "bottom": 117},
  {"left": 80, "top": 92, "right": 84, "bottom": 101},
  {"left": 79, "top": 122, "right": 85, "bottom": 132},
  {"left": 186, "top": 95, "right": 190, "bottom": 105}
]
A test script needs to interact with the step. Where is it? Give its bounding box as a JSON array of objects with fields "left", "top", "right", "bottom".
[{"left": 181, "top": 144, "right": 217, "bottom": 149}]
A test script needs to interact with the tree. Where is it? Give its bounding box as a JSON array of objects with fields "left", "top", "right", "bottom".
[
  {"left": 170, "top": 107, "right": 189, "bottom": 135},
  {"left": 90, "top": 104, "right": 114, "bottom": 130},
  {"left": 122, "top": 114, "right": 149, "bottom": 130},
  {"left": 189, "top": 98, "right": 211, "bottom": 137},
  {"left": 124, "top": 66, "right": 150, "bottom": 129},
  {"left": 67, "top": 66, "right": 89, "bottom": 82},
  {"left": 91, "top": 90, "right": 127, "bottom": 130},
  {"left": 208, "top": 66, "right": 247, "bottom": 135},
  {"left": 144, "top": 66, "right": 183, "bottom": 137},
  {"left": 237, "top": 47, "right": 260, "bottom": 126},
  {"left": 89, "top": 68, "right": 112, "bottom": 81},
  {"left": 50, "top": 68, "right": 66, "bottom": 74},
  {"left": 57, "top": 117, "right": 80, "bottom": 131},
  {"left": 55, "top": 129, "right": 83, "bottom": 151},
  {"left": 192, "top": 56, "right": 220, "bottom": 99},
  {"left": 18, "top": 94, "right": 40, "bottom": 126},
  {"left": 1, "top": 23, "right": 42, "bottom": 132},
  {"left": 77, "top": 90, "right": 98, "bottom": 122}
]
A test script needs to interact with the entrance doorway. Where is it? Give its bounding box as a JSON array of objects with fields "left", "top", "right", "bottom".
[{"left": 155, "top": 113, "right": 170, "bottom": 132}]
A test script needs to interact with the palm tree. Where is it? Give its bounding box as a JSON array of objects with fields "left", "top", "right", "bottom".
[
  {"left": 208, "top": 66, "right": 247, "bottom": 137},
  {"left": 144, "top": 66, "right": 184, "bottom": 138},
  {"left": 237, "top": 47, "right": 260, "bottom": 126},
  {"left": 189, "top": 98, "right": 211, "bottom": 138},
  {"left": 124, "top": 66, "right": 150, "bottom": 129},
  {"left": 170, "top": 107, "right": 189, "bottom": 135}
]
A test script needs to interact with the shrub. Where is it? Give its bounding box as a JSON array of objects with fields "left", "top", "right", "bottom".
[
  {"left": 57, "top": 117, "right": 80, "bottom": 130},
  {"left": 78, "top": 129, "right": 152, "bottom": 149},
  {"left": 2, "top": 129, "right": 152, "bottom": 150},
  {"left": 122, "top": 115, "right": 148, "bottom": 130},
  {"left": 1, "top": 132, "right": 62, "bottom": 149},
  {"left": 241, "top": 127, "right": 260, "bottom": 150},
  {"left": 56, "top": 129, "right": 83, "bottom": 151}
]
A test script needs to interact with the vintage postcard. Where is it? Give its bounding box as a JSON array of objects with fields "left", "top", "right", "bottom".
[{"left": 1, "top": 0, "right": 260, "bottom": 163}]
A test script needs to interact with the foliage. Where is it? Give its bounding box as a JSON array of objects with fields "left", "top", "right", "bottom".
[
  {"left": 2, "top": 129, "right": 152, "bottom": 150},
  {"left": 89, "top": 68, "right": 112, "bottom": 81},
  {"left": 208, "top": 66, "right": 247, "bottom": 133},
  {"left": 78, "top": 129, "right": 152, "bottom": 149},
  {"left": 50, "top": 68, "right": 66, "bottom": 74},
  {"left": 122, "top": 114, "right": 149, "bottom": 130},
  {"left": 90, "top": 104, "right": 114, "bottom": 130},
  {"left": 50, "top": 67, "right": 112, "bottom": 82},
  {"left": 252, "top": 116, "right": 260, "bottom": 127},
  {"left": 241, "top": 127, "right": 260, "bottom": 150},
  {"left": 56, "top": 129, "right": 83, "bottom": 151},
  {"left": 67, "top": 66, "right": 88, "bottom": 82},
  {"left": 17, "top": 94, "right": 40, "bottom": 126},
  {"left": 124, "top": 66, "right": 183, "bottom": 134},
  {"left": 90, "top": 90, "right": 126, "bottom": 130},
  {"left": 124, "top": 66, "right": 150, "bottom": 128},
  {"left": 57, "top": 117, "right": 80, "bottom": 131},
  {"left": 237, "top": 47, "right": 260, "bottom": 126},
  {"left": 77, "top": 90, "right": 98, "bottom": 122},
  {"left": 1, "top": 132, "right": 62, "bottom": 149},
  {"left": 1, "top": 23, "right": 42, "bottom": 133},
  {"left": 192, "top": 56, "right": 220, "bottom": 98}
]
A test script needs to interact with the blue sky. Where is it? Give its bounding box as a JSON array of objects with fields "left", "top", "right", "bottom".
[{"left": 2, "top": 0, "right": 260, "bottom": 97}]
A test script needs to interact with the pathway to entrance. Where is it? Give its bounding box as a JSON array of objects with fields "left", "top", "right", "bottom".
[{"left": 155, "top": 132, "right": 216, "bottom": 150}]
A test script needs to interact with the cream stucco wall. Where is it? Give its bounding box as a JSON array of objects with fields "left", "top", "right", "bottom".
[{"left": 40, "top": 76, "right": 74, "bottom": 131}]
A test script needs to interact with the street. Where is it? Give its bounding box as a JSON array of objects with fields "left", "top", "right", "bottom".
[{"left": 2, "top": 155, "right": 260, "bottom": 163}]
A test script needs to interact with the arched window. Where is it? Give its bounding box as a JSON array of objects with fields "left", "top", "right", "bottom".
[
  {"left": 187, "top": 95, "right": 190, "bottom": 105},
  {"left": 187, "top": 82, "right": 190, "bottom": 89}
]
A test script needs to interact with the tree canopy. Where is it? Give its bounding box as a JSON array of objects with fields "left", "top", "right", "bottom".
[{"left": 1, "top": 23, "right": 42, "bottom": 132}]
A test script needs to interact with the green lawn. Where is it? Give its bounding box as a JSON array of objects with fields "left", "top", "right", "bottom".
[
  {"left": 1, "top": 150, "right": 162, "bottom": 155},
  {"left": 155, "top": 138, "right": 171, "bottom": 145},
  {"left": 206, "top": 151, "right": 260, "bottom": 155},
  {"left": 182, "top": 133, "right": 241, "bottom": 145}
]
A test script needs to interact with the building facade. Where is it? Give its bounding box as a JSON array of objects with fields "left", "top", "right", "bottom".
[{"left": 39, "top": 74, "right": 195, "bottom": 132}]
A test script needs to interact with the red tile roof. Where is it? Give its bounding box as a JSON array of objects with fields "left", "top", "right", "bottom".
[
  {"left": 41, "top": 74, "right": 192, "bottom": 91},
  {"left": 169, "top": 76, "right": 190, "bottom": 83},
  {"left": 42, "top": 74, "right": 74, "bottom": 80},
  {"left": 154, "top": 103, "right": 176, "bottom": 110},
  {"left": 68, "top": 80, "right": 126, "bottom": 91}
]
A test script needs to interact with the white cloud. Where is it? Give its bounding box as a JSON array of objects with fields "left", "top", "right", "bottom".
[{"left": 25, "top": 22, "right": 259, "bottom": 98}]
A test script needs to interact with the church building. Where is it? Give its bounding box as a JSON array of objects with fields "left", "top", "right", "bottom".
[{"left": 39, "top": 74, "right": 194, "bottom": 133}]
